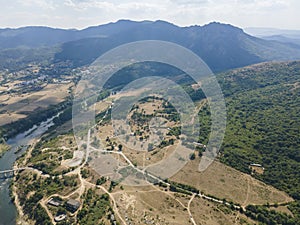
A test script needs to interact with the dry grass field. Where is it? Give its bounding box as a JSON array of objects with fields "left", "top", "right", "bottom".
[
  {"left": 112, "top": 187, "right": 190, "bottom": 225},
  {"left": 95, "top": 121, "right": 181, "bottom": 170},
  {"left": 112, "top": 185, "right": 257, "bottom": 225},
  {"left": 171, "top": 158, "right": 293, "bottom": 206},
  {"left": 0, "top": 113, "right": 27, "bottom": 125},
  {"left": 94, "top": 100, "right": 111, "bottom": 114},
  {"left": 0, "top": 83, "right": 72, "bottom": 126},
  {"left": 190, "top": 196, "right": 256, "bottom": 225}
]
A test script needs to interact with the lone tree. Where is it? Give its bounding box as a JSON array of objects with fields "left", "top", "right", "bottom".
[
  {"left": 118, "top": 144, "right": 123, "bottom": 151},
  {"left": 189, "top": 153, "right": 196, "bottom": 160},
  {"left": 148, "top": 143, "right": 154, "bottom": 151}
]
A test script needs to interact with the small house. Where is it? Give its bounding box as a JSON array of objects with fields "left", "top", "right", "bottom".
[
  {"left": 249, "top": 163, "right": 265, "bottom": 175},
  {"left": 66, "top": 199, "right": 80, "bottom": 212},
  {"left": 47, "top": 198, "right": 62, "bottom": 207}
]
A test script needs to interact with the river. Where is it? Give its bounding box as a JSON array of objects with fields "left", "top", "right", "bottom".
[{"left": 0, "top": 113, "right": 60, "bottom": 225}]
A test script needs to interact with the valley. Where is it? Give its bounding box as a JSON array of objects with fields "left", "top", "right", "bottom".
[
  {"left": 0, "top": 20, "right": 299, "bottom": 225},
  {"left": 7, "top": 60, "right": 300, "bottom": 224}
]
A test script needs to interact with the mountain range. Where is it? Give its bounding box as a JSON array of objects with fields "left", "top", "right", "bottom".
[
  {"left": 1, "top": 20, "right": 300, "bottom": 72},
  {"left": 245, "top": 27, "right": 300, "bottom": 47}
]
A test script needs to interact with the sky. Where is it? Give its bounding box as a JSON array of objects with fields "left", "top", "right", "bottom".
[{"left": 0, "top": 0, "right": 299, "bottom": 30}]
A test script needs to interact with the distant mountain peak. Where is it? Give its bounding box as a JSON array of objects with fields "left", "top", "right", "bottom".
[
  {"left": 153, "top": 20, "right": 176, "bottom": 25},
  {"left": 1, "top": 19, "right": 300, "bottom": 73},
  {"left": 203, "top": 22, "right": 244, "bottom": 33}
]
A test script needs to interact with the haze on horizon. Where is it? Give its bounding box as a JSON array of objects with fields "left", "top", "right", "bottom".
[{"left": 0, "top": 0, "right": 299, "bottom": 30}]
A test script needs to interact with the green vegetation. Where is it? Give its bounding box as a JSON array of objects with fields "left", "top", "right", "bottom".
[
  {"left": 198, "top": 61, "right": 300, "bottom": 222},
  {"left": 245, "top": 205, "right": 300, "bottom": 225},
  {"left": 103, "top": 62, "right": 187, "bottom": 89},
  {"left": 77, "top": 189, "right": 113, "bottom": 225},
  {"left": 29, "top": 144, "right": 73, "bottom": 176},
  {"left": 169, "top": 180, "right": 199, "bottom": 194},
  {"left": 288, "top": 201, "right": 300, "bottom": 222},
  {"left": 197, "top": 104, "right": 211, "bottom": 145},
  {"left": 220, "top": 62, "right": 300, "bottom": 198},
  {"left": 182, "top": 85, "right": 205, "bottom": 102},
  {"left": 0, "top": 143, "right": 10, "bottom": 158},
  {"left": 0, "top": 99, "right": 72, "bottom": 140},
  {"left": 32, "top": 204, "right": 52, "bottom": 225},
  {"left": 167, "top": 126, "right": 181, "bottom": 139},
  {"left": 125, "top": 96, "right": 180, "bottom": 146},
  {"left": 7, "top": 58, "right": 300, "bottom": 224},
  {"left": 0, "top": 46, "right": 57, "bottom": 71},
  {"left": 96, "top": 177, "right": 107, "bottom": 185},
  {"left": 16, "top": 172, "right": 79, "bottom": 199}
]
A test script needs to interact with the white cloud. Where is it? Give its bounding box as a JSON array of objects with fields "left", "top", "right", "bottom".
[
  {"left": 19, "top": 0, "right": 58, "bottom": 10},
  {"left": 0, "top": 0, "right": 299, "bottom": 29}
]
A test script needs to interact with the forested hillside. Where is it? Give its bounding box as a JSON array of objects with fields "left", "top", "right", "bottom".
[{"left": 199, "top": 61, "right": 300, "bottom": 221}]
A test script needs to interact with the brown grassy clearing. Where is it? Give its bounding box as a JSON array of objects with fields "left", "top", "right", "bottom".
[
  {"left": 190, "top": 196, "right": 256, "bottom": 225},
  {"left": 171, "top": 158, "right": 293, "bottom": 206},
  {"left": 0, "top": 83, "right": 72, "bottom": 126}
]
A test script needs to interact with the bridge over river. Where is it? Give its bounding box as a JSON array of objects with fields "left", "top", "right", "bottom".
[{"left": 0, "top": 167, "right": 31, "bottom": 179}]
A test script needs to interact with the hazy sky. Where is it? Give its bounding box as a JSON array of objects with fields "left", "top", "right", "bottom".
[{"left": 0, "top": 0, "right": 299, "bottom": 30}]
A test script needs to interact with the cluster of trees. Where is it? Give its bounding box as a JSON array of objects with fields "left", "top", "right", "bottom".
[
  {"left": 29, "top": 146, "right": 72, "bottom": 176},
  {"left": 182, "top": 85, "right": 205, "bottom": 102},
  {"left": 0, "top": 46, "right": 55, "bottom": 71},
  {"left": 158, "top": 138, "right": 175, "bottom": 148},
  {"left": 18, "top": 187, "right": 51, "bottom": 224},
  {"left": 103, "top": 62, "right": 186, "bottom": 90},
  {"left": 77, "top": 189, "right": 112, "bottom": 225},
  {"left": 245, "top": 205, "right": 300, "bottom": 225},
  {"left": 169, "top": 181, "right": 199, "bottom": 195},
  {"left": 32, "top": 204, "right": 52, "bottom": 225},
  {"left": 196, "top": 62, "right": 300, "bottom": 221},
  {"left": 1, "top": 98, "right": 71, "bottom": 140},
  {"left": 167, "top": 126, "right": 181, "bottom": 139},
  {"left": 217, "top": 63, "right": 300, "bottom": 200},
  {"left": 196, "top": 62, "right": 300, "bottom": 222},
  {"left": 96, "top": 177, "right": 107, "bottom": 185},
  {"left": 197, "top": 104, "right": 211, "bottom": 145}
]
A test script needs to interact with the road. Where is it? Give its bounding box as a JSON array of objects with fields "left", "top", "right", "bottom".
[
  {"left": 187, "top": 194, "right": 197, "bottom": 225},
  {"left": 83, "top": 179, "right": 127, "bottom": 225},
  {"left": 82, "top": 103, "right": 243, "bottom": 225},
  {"left": 15, "top": 102, "right": 242, "bottom": 225}
]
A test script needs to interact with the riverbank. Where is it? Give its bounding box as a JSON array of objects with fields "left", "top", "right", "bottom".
[
  {"left": 0, "top": 143, "right": 10, "bottom": 158},
  {"left": 12, "top": 139, "right": 38, "bottom": 225},
  {"left": 12, "top": 180, "right": 29, "bottom": 225},
  {"left": 0, "top": 99, "right": 71, "bottom": 141},
  {"left": 11, "top": 134, "right": 40, "bottom": 225},
  {"left": 0, "top": 110, "right": 64, "bottom": 225}
]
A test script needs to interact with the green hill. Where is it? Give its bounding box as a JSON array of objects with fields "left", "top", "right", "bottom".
[
  {"left": 221, "top": 61, "right": 299, "bottom": 195},
  {"left": 198, "top": 61, "right": 300, "bottom": 221}
]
